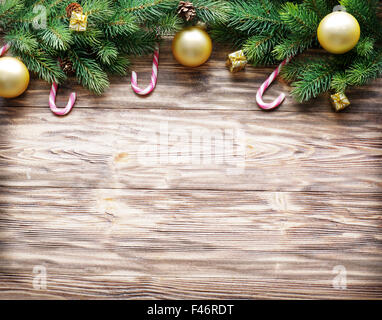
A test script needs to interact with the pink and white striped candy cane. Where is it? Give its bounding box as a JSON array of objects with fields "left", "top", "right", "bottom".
[
  {"left": 1, "top": 42, "right": 76, "bottom": 115},
  {"left": 131, "top": 44, "right": 159, "bottom": 95},
  {"left": 256, "top": 57, "right": 292, "bottom": 110},
  {"left": 49, "top": 82, "right": 76, "bottom": 116},
  {"left": 0, "top": 43, "right": 10, "bottom": 56}
]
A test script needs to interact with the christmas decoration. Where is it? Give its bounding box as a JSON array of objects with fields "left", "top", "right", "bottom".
[
  {"left": 66, "top": 2, "right": 83, "bottom": 18},
  {"left": 0, "top": 43, "right": 10, "bottom": 57},
  {"left": 49, "top": 82, "right": 77, "bottom": 116},
  {"left": 256, "top": 58, "right": 292, "bottom": 110},
  {"left": 131, "top": 44, "right": 160, "bottom": 95},
  {"left": 69, "top": 11, "right": 88, "bottom": 32},
  {"left": 172, "top": 26, "right": 212, "bottom": 67},
  {"left": 1, "top": 0, "right": 380, "bottom": 114},
  {"left": 317, "top": 11, "right": 360, "bottom": 54},
  {"left": 2, "top": 0, "right": 228, "bottom": 95},
  {"left": 196, "top": 21, "right": 207, "bottom": 30},
  {"left": 1, "top": 41, "right": 76, "bottom": 115},
  {"left": 226, "top": 50, "right": 247, "bottom": 73},
  {"left": 213, "top": 0, "right": 382, "bottom": 105},
  {"left": 59, "top": 57, "right": 75, "bottom": 75},
  {"left": 177, "top": 1, "right": 196, "bottom": 22},
  {"left": 0, "top": 57, "right": 30, "bottom": 98},
  {"left": 330, "top": 92, "right": 351, "bottom": 112}
]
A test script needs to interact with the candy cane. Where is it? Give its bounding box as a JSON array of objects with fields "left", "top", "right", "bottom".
[
  {"left": 0, "top": 43, "right": 10, "bottom": 56},
  {"left": 131, "top": 44, "right": 159, "bottom": 95},
  {"left": 1, "top": 42, "right": 76, "bottom": 115},
  {"left": 49, "top": 82, "right": 76, "bottom": 116},
  {"left": 256, "top": 57, "right": 292, "bottom": 110}
]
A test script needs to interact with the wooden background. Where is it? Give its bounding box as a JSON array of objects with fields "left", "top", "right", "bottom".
[{"left": 0, "top": 38, "right": 382, "bottom": 299}]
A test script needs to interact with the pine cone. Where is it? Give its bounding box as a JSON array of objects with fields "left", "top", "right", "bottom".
[
  {"left": 66, "top": 2, "right": 83, "bottom": 18},
  {"left": 59, "top": 57, "right": 75, "bottom": 75},
  {"left": 177, "top": 1, "right": 196, "bottom": 22}
]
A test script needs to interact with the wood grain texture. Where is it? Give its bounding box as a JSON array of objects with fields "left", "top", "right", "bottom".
[
  {"left": 0, "top": 107, "right": 382, "bottom": 192},
  {"left": 0, "top": 188, "right": 381, "bottom": 299},
  {"left": 0, "top": 40, "right": 382, "bottom": 299}
]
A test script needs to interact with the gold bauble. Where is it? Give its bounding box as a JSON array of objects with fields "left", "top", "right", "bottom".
[
  {"left": 0, "top": 57, "right": 30, "bottom": 98},
  {"left": 317, "top": 11, "right": 360, "bottom": 54},
  {"left": 172, "top": 26, "right": 212, "bottom": 67}
]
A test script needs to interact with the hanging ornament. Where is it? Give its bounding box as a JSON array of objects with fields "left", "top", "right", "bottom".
[
  {"left": 0, "top": 57, "right": 30, "bottom": 98},
  {"left": 330, "top": 92, "right": 350, "bottom": 112},
  {"left": 317, "top": 9, "right": 360, "bottom": 54},
  {"left": 172, "top": 26, "right": 212, "bottom": 67},
  {"left": 0, "top": 43, "right": 76, "bottom": 115}
]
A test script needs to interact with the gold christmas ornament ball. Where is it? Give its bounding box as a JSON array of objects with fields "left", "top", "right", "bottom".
[
  {"left": 172, "top": 26, "right": 212, "bottom": 67},
  {"left": 317, "top": 11, "right": 360, "bottom": 54},
  {"left": 0, "top": 57, "right": 30, "bottom": 98}
]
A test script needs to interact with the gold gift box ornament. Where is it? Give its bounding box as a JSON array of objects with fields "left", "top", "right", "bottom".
[
  {"left": 226, "top": 50, "right": 248, "bottom": 73},
  {"left": 70, "top": 11, "right": 88, "bottom": 32},
  {"left": 330, "top": 92, "right": 350, "bottom": 112}
]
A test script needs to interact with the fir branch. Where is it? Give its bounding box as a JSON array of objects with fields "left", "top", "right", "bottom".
[
  {"left": 69, "top": 50, "right": 110, "bottom": 94},
  {"left": 303, "top": 0, "right": 331, "bottom": 19},
  {"left": 146, "top": 14, "right": 182, "bottom": 36},
  {"left": 209, "top": 23, "right": 246, "bottom": 48},
  {"left": 227, "top": 0, "right": 286, "bottom": 34},
  {"left": 103, "top": 54, "right": 130, "bottom": 75},
  {"left": 0, "top": 0, "right": 24, "bottom": 23},
  {"left": 214, "top": 0, "right": 382, "bottom": 103},
  {"left": 280, "top": 2, "right": 319, "bottom": 36},
  {"left": 96, "top": 40, "right": 118, "bottom": 65},
  {"left": 274, "top": 35, "right": 315, "bottom": 60},
  {"left": 103, "top": 12, "right": 139, "bottom": 37},
  {"left": 39, "top": 22, "right": 73, "bottom": 51},
  {"left": 116, "top": 30, "right": 157, "bottom": 56},
  {"left": 192, "top": 0, "right": 229, "bottom": 25},
  {"left": 243, "top": 33, "right": 279, "bottom": 65},
  {"left": 16, "top": 48, "right": 67, "bottom": 84},
  {"left": 346, "top": 51, "right": 382, "bottom": 87},
  {"left": 290, "top": 58, "right": 335, "bottom": 102},
  {"left": 355, "top": 36, "right": 375, "bottom": 57},
  {"left": 281, "top": 58, "right": 314, "bottom": 81},
  {"left": 82, "top": 0, "right": 114, "bottom": 24},
  {"left": 330, "top": 72, "right": 348, "bottom": 93},
  {"left": 71, "top": 28, "right": 103, "bottom": 47},
  {"left": 121, "top": 0, "right": 175, "bottom": 22},
  {"left": 5, "top": 30, "right": 39, "bottom": 54}
]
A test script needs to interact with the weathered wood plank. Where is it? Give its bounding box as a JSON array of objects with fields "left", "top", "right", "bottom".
[
  {"left": 0, "top": 188, "right": 381, "bottom": 299},
  {"left": 0, "top": 107, "right": 381, "bottom": 191},
  {"left": 1, "top": 275, "right": 381, "bottom": 299},
  {"left": 1, "top": 40, "right": 381, "bottom": 113}
]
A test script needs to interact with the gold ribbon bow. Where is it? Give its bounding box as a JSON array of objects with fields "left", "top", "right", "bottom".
[
  {"left": 70, "top": 12, "right": 88, "bottom": 32},
  {"left": 226, "top": 50, "right": 248, "bottom": 73},
  {"left": 330, "top": 92, "right": 350, "bottom": 112}
]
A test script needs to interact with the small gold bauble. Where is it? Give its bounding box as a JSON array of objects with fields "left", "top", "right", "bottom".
[
  {"left": 172, "top": 26, "right": 212, "bottom": 67},
  {"left": 317, "top": 11, "right": 360, "bottom": 54},
  {"left": 0, "top": 57, "right": 30, "bottom": 98}
]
